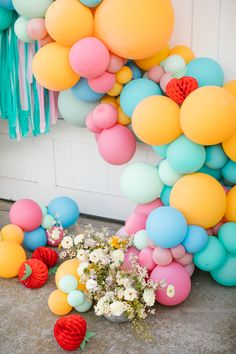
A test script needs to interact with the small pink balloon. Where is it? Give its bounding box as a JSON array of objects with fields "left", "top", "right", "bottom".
[
  {"left": 206, "top": 228, "right": 214, "bottom": 236},
  {"left": 121, "top": 247, "right": 140, "bottom": 271},
  {"left": 92, "top": 104, "right": 118, "bottom": 130},
  {"left": 222, "top": 186, "right": 229, "bottom": 194},
  {"left": 86, "top": 111, "right": 102, "bottom": 134},
  {"left": 98, "top": 124, "right": 136, "bottom": 165},
  {"left": 107, "top": 54, "right": 124, "bottom": 73},
  {"left": 152, "top": 247, "right": 173, "bottom": 266},
  {"left": 88, "top": 72, "right": 116, "bottom": 93},
  {"left": 135, "top": 198, "right": 163, "bottom": 216},
  {"left": 147, "top": 66, "right": 165, "bottom": 83},
  {"left": 70, "top": 37, "right": 110, "bottom": 79},
  {"left": 38, "top": 34, "right": 54, "bottom": 46},
  {"left": 175, "top": 253, "right": 193, "bottom": 266},
  {"left": 138, "top": 247, "right": 156, "bottom": 271},
  {"left": 212, "top": 220, "right": 224, "bottom": 236},
  {"left": 147, "top": 237, "right": 156, "bottom": 249},
  {"left": 9, "top": 199, "right": 43, "bottom": 232},
  {"left": 184, "top": 262, "right": 195, "bottom": 277},
  {"left": 27, "top": 18, "right": 47, "bottom": 40},
  {"left": 170, "top": 244, "right": 186, "bottom": 259},
  {"left": 95, "top": 133, "right": 100, "bottom": 142},
  {"left": 116, "top": 226, "right": 129, "bottom": 237},
  {"left": 160, "top": 72, "right": 173, "bottom": 92},
  {"left": 125, "top": 212, "right": 147, "bottom": 235},
  {"left": 150, "top": 262, "right": 191, "bottom": 306}
]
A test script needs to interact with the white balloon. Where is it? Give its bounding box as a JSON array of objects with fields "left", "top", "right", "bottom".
[{"left": 13, "top": 0, "right": 53, "bottom": 19}]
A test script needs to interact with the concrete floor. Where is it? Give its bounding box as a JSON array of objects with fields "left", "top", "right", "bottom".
[{"left": 0, "top": 200, "right": 236, "bottom": 354}]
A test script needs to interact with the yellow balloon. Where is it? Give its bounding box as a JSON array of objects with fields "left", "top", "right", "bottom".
[
  {"left": 45, "top": 0, "right": 93, "bottom": 46},
  {"left": 0, "top": 241, "right": 26, "bottom": 278},
  {"left": 224, "top": 80, "right": 236, "bottom": 99},
  {"left": 101, "top": 95, "right": 118, "bottom": 108},
  {"left": 1, "top": 224, "right": 24, "bottom": 244},
  {"left": 225, "top": 186, "right": 236, "bottom": 222},
  {"left": 180, "top": 86, "right": 236, "bottom": 145},
  {"left": 94, "top": 0, "right": 174, "bottom": 60},
  {"left": 116, "top": 66, "right": 133, "bottom": 85},
  {"left": 169, "top": 45, "right": 194, "bottom": 64},
  {"left": 222, "top": 131, "right": 236, "bottom": 162},
  {"left": 55, "top": 259, "right": 86, "bottom": 292},
  {"left": 135, "top": 46, "right": 169, "bottom": 70},
  {"left": 132, "top": 95, "right": 182, "bottom": 145},
  {"left": 48, "top": 289, "right": 72, "bottom": 316},
  {"left": 170, "top": 173, "right": 227, "bottom": 228},
  {"left": 118, "top": 107, "right": 131, "bottom": 126},
  {"left": 107, "top": 82, "right": 123, "bottom": 97},
  {"left": 32, "top": 42, "right": 80, "bottom": 91}
]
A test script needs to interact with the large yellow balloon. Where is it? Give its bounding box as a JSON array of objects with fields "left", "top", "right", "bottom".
[
  {"left": 45, "top": 0, "right": 93, "bottom": 46},
  {"left": 170, "top": 173, "right": 227, "bottom": 228},
  {"left": 32, "top": 42, "right": 80, "bottom": 91},
  {"left": 1, "top": 224, "right": 24, "bottom": 244},
  {"left": 132, "top": 96, "right": 182, "bottom": 145},
  {"left": 55, "top": 259, "right": 86, "bottom": 292},
  {"left": 225, "top": 186, "right": 236, "bottom": 222},
  {"left": 169, "top": 45, "right": 194, "bottom": 64},
  {"left": 94, "top": 0, "right": 174, "bottom": 60},
  {"left": 222, "top": 131, "right": 236, "bottom": 162},
  {"left": 0, "top": 241, "right": 26, "bottom": 278},
  {"left": 135, "top": 46, "right": 169, "bottom": 71},
  {"left": 180, "top": 86, "right": 236, "bottom": 145},
  {"left": 224, "top": 80, "right": 236, "bottom": 99},
  {"left": 48, "top": 289, "right": 72, "bottom": 316}
]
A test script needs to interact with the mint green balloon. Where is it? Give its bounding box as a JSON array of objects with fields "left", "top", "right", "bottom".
[
  {"left": 0, "top": 6, "right": 13, "bottom": 31},
  {"left": 14, "top": 17, "right": 34, "bottom": 43},
  {"left": 167, "top": 135, "right": 206, "bottom": 174},
  {"left": 121, "top": 162, "right": 164, "bottom": 204},
  {"left": 67, "top": 290, "right": 84, "bottom": 307},
  {"left": 194, "top": 236, "right": 227, "bottom": 272},
  {"left": 133, "top": 230, "right": 148, "bottom": 250},
  {"left": 75, "top": 298, "right": 93, "bottom": 312},
  {"left": 158, "top": 159, "right": 183, "bottom": 186},
  {"left": 205, "top": 144, "right": 228, "bottom": 169},
  {"left": 13, "top": 0, "right": 53, "bottom": 19},
  {"left": 218, "top": 222, "right": 236, "bottom": 254},
  {"left": 58, "top": 90, "right": 98, "bottom": 127},
  {"left": 152, "top": 144, "right": 169, "bottom": 158},
  {"left": 211, "top": 255, "right": 236, "bottom": 286},
  {"left": 42, "top": 214, "right": 55, "bottom": 230},
  {"left": 59, "top": 275, "right": 78, "bottom": 294},
  {"left": 164, "top": 55, "right": 186, "bottom": 74}
]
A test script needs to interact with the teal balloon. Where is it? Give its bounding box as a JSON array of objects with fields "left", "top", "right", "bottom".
[
  {"left": 205, "top": 144, "right": 228, "bottom": 169},
  {"left": 167, "top": 135, "right": 206, "bottom": 174},
  {"left": 0, "top": 0, "right": 14, "bottom": 10},
  {"left": 121, "top": 162, "right": 164, "bottom": 204},
  {"left": 164, "top": 55, "right": 186, "bottom": 74},
  {"left": 194, "top": 236, "right": 227, "bottom": 272},
  {"left": 58, "top": 90, "right": 98, "bottom": 127},
  {"left": 160, "top": 185, "right": 172, "bottom": 206},
  {"left": 198, "top": 165, "right": 222, "bottom": 180},
  {"left": 159, "top": 159, "right": 183, "bottom": 187},
  {"left": 211, "top": 255, "right": 236, "bottom": 286},
  {"left": 80, "top": 0, "right": 102, "bottom": 7},
  {"left": 218, "top": 222, "right": 236, "bottom": 254},
  {"left": 127, "top": 62, "right": 142, "bottom": 79},
  {"left": 0, "top": 6, "right": 13, "bottom": 31},
  {"left": 186, "top": 57, "right": 224, "bottom": 87},
  {"left": 59, "top": 275, "right": 78, "bottom": 294},
  {"left": 75, "top": 298, "right": 93, "bottom": 312},
  {"left": 152, "top": 144, "right": 169, "bottom": 158},
  {"left": 14, "top": 17, "right": 34, "bottom": 43},
  {"left": 67, "top": 290, "right": 84, "bottom": 307},
  {"left": 12, "top": 0, "right": 53, "bottom": 19},
  {"left": 221, "top": 160, "right": 236, "bottom": 184},
  {"left": 42, "top": 214, "right": 55, "bottom": 230},
  {"left": 133, "top": 230, "right": 148, "bottom": 250}
]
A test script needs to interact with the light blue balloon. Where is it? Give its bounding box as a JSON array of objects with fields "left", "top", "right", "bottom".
[
  {"left": 221, "top": 160, "right": 236, "bottom": 184},
  {"left": 146, "top": 206, "right": 187, "bottom": 248},
  {"left": 75, "top": 298, "right": 93, "bottom": 312},
  {"left": 41, "top": 214, "right": 55, "bottom": 230},
  {"left": 198, "top": 165, "right": 222, "bottom": 180},
  {"left": 0, "top": 5, "right": 13, "bottom": 31},
  {"left": 80, "top": 0, "right": 102, "bottom": 7},
  {"left": 218, "top": 222, "right": 236, "bottom": 254},
  {"left": 133, "top": 230, "right": 148, "bottom": 250},
  {"left": 186, "top": 57, "right": 224, "bottom": 87},
  {"left": 127, "top": 62, "right": 142, "bottom": 79},
  {"left": 167, "top": 135, "right": 206, "bottom": 174},
  {"left": 182, "top": 225, "right": 208, "bottom": 254},
  {"left": 211, "top": 255, "right": 236, "bottom": 286},
  {"left": 0, "top": 0, "right": 14, "bottom": 10},
  {"left": 71, "top": 78, "right": 104, "bottom": 103},
  {"left": 67, "top": 290, "right": 85, "bottom": 307},
  {"left": 23, "top": 227, "right": 47, "bottom": 251},
  {"left": 205, "top": 144, "right": 228, "bottom": 169},
  {"left": 47, "top": 196, "right": 80, "bottom": 228},
  {"left": 120, "top": 78, "right": 162, "bottom": 117},
  {"left": 160, "top": 185, "right": 172, "bottom": 206},
  {"left": 59, "top": 275, "right": 78, "bottom": 294},
  {"left": 152, "top": 144, "right": 169, "bottom": 158}
]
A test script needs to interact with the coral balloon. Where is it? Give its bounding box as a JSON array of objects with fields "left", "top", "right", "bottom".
[
  {"left": 225, "top": 186, "right": 236, "bottom": 222},
  {"left": 48, "top": 289, "right": 72, "bottom": 316},
  {"left": 86, "top": 112, "right": 102, "bottom": 134},
  {"left": 26, "top": 18, "right": 47, "bottom": 40},
  {"left": 92, "top": 104, "right": 118, "bottom": 130},
  {"left": 0, "top": 224, "right": 24, "bottom": 244},
  {"left": 88, "top": 72, "right": 116, "bottom": 94},
  {"left": 9, "top": 199, "right": 42, "bottom": 232},
  {"left": 0, "top": 241, "right": 26, "bottom": 278}
]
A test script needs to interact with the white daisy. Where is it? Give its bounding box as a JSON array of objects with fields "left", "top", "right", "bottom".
[
  {"left": 74, "top": 234, "right": 84, "bottom": 245},
  {"left": 77, "top": 262, "right": 89, "bottom": 276},
  {"left": 143, "top": 288, "right": 156, "bottom": 306},
  {"left": 86, "top": 279, "right": 98, "bottom": 291},
  {"left": 61, "top": 236, "right": 73, "bottom": 249},
  {"left": 124, "top": 287, "right": 138, "bottom": 301},
  {"left": 110, "top": 301, "right": 127, "bottom": 317},
  {"left": 166, "top": 284, "right": 175, "bottom": 298},
  {"left": 76, "top": 249, "right": 88, "bottom": 261}
]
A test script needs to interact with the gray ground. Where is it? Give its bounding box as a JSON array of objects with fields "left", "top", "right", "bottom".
[{"left": 0, "top": 200, "right": 235, "bottom": 354}]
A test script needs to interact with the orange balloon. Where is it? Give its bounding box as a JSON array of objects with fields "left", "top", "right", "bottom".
[
  {"left": 55, "top": 259, "right": 86, "bottom": 292},
  {"left": 0, "top": 241, "right": 26, "bottom": 278},
  {"left": 132, "top": 95, "right": 182, "bottom": 145},
  {"left": 225, "top": 186, "right": 236, "bottom": 222},
  {"left": 94, "top": 0, "right": 174, "bottom": 60},
  {"left": 45, "top": 0, "right": 93, "bottom": 46},
  {"left": 169, "top": 45, "right": 194, "bottom": 64},
  {"left": 222, "top": 131, "right": 236, "bottom": 162},
  {"left": 135, "top": 46, "right": 169, "bottom": 70},
  {"left": 224, "top": 80, "right": 236, "bottom": 99},
  {"left": 32, "top": 42, "right": 80, "bottom": 91},
  {"left": 180, "top": 86, "right": 236, "bottom": 145},
  {"left": 170, "top": 173, "right": 227, "bottom": 228},
  {"left": 1, "top": 224, "right": 24, "bottom": 244},
  {"left": 48, "top": 289, "right": 72, "bottom": 316},
  {"left": 118, "top": 107, "right": 131, "bottom": 126}
]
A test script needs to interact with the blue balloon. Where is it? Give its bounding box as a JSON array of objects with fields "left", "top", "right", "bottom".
[
  {"left": 0, "top": 0, "right": 14, "bottom": 10},
  {"left": 205, "top": 144, "right": 228, "bottom": 169},
  {"left": 23, "top": 227, "right": 47, "bottom": 251},
  {"left": 182, "top": 225, "right": 208, "bottom": 254},
  {"left": 146, "top": 206, "right": 187, "bottom": 248},
  {"left": 71, "top": 78, "right": 104, "bottom": 102},
  {"left": 127, "top": 62, "right": 142, "bottom": 79},
  {"left": 186, "top": 57, "right": 224, "bottom": 87},
  {"left": 221, "top": 160, "right": 236, "bottom": 184},
  {"left": 152, "top": 144, "right": 169, "bottom": 158},
  {"left": 120, "top": 78, "right": 162, "bottom": 117},
  {"left": 80, "top": 0, "right": 102, "bottom": 7},
  {"left": 198, "top": 165, "right": 222, "bottom": 180},
  {"left": 47, "top": 196, "right": 80, "bottom": 228},
  {"left": 160, "top": 185, "right": 172, "bottom": 206}
]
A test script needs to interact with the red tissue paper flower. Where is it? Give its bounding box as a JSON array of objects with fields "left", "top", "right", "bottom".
[
  {"left": 166, "top": 76, "right": 198, "bottom": 104},
  {"left": 18, "top": 259, "right": 48, "bottom": 289},
  {"left": 31, "top": 247, "right": 58, "bottom": 268},
  {"left": 54, "top": 314, "right": 94, "bottom": 351}
]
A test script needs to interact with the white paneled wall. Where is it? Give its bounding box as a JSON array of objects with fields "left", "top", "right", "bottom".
[{"left": 0, "top": 0, "right": 236, "bottom": 220}]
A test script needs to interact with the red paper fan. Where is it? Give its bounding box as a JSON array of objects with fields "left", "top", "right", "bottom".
[
  {"left": 166, "top": 76, "right": 198, "bottom": 105},
  {"left": 31, "top": 247, "right": 58, "bottom": 268},
  {"left": 18, "top": 259, "right": 48, "bottom": 289}
]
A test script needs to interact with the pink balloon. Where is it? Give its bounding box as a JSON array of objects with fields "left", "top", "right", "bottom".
[
  {"left": 107, "top": 54, "right": 124, "bottom": 73},
  {"left": 138, "top": 247, "right": 156, "bottom": 271},
  {"left": 212, "top": 220, "right": 224, "bottom": 236},
  {"left": 27, "top": 18, "right": 47, "bottom": 40},
  {"left": 184, "top": 262, "right": 195, "bottom": 277},
  {"left": 88, "top": 72, "right": 116, "bottom": 93},
  {"left": 152, "top": 247, "right": 173, "bottom": 266},
  {"left": 98, "top": 124, "right": 136, "bottom": 165},
  {"left": 147, "top": 66, "right": 165, "bottom": 83},
  {"left": 160, "top": 72, "right": 173, "bottom": 92},
  {"left": 170, "top": 244, "right": 186, "bottom": 259},
  {"left": 86, "top": 111, "right": 102, "bottom": 134},
  {"left": 150, "top": 262, "right": 191, "bottom": 306},
  {"left": 147, "top": 237, "right": 156, "bottom": 249},
  {"left": 121, "top": 247, "right": 140, "bottom": 271},
  {"left": 206, "top": 228, "right": 214, "bottom": 236},
  {"left": 116, "top": 226, "right": 129, "bottom": 237},
  {"left": 69, "top": 37, "right": 110, "bottom": 79},
  {"left": 9, "top": 199, "right": 43, "bottom": 232},
  {"left": 175, "top": 253, "right": 193, "bottom": 266},
  {"left": 125, "top": 212, "right": 147, "bottom": 235},
  {"left": 92, "top": 104, "right": 118, "bottom": 130},
  {"left": 135, "top": 198, "right": 163, "bottom": 216},
  {"left": 38, "top": 34, "right": 54, "bottom": 46}
]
